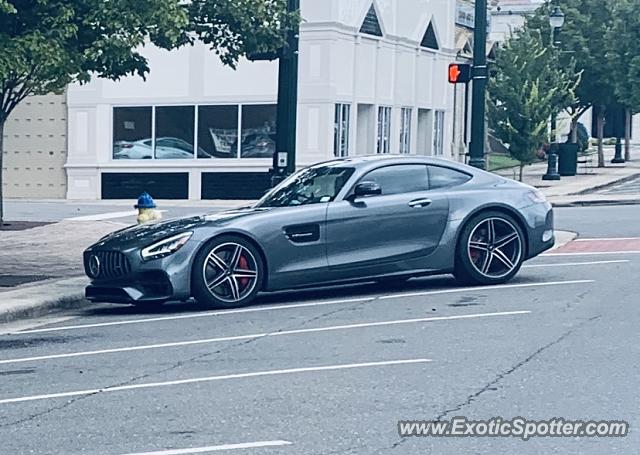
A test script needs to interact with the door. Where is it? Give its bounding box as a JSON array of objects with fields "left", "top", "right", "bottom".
[{"left": 326, "top": 164, "right": 450, "bottom": 278}]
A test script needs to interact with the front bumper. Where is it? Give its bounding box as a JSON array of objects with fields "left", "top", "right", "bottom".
[
  {"left": 523, "top": 202, "right": 555, "bottom": 259},
  {"left": 83, "top": 242, "right": 198, "bottom": 304}
]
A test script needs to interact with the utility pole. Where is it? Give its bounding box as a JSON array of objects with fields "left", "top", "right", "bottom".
[
  {"left": 273, "top": 0, "right": 300, "bottom": 186},
  {"left": 469, "top": 0, "right": 488, "bottom": 170}
]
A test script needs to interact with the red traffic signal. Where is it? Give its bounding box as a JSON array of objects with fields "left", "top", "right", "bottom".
[{"left": 448, "top": 63, "right": 472, "bottom": 84}]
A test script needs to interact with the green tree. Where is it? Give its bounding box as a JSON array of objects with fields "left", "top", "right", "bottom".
[
  {"left": 527, "top": 0, "right": 617, "bottom": 167},
  {"left": 607, "top": 0, "right": 640, "bottom": 161},
  {"left": 488, "top": 29, "right": 579, "bottom": 181},
  {"left": 0, "top": 0, "right": 296, "bottom": 224}
]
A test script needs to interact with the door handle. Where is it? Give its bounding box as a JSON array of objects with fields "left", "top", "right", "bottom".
[{"left": 408, "top": 198, "right": 432, "bottom": 208}]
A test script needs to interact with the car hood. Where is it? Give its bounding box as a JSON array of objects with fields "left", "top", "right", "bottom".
[{"left": 89, "top": 207, "right": 271, "bottom": 249}]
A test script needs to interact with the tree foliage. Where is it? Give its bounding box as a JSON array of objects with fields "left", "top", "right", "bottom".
[
  {"left": 488, "top": 29, "right": 579, "bottom": 180},
  {"left": 527, "top": 0, "right": 617, "bottom": 117},
  {"left": 0, "top": 0, "right": 296, "bottom": 223},
  {"left": 607, "top": 0, "right": 640, "bottom": 112}
]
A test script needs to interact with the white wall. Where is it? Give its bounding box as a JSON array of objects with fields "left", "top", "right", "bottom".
[{"left": 67, "top": 0, "right": 459, "bottom": 199}]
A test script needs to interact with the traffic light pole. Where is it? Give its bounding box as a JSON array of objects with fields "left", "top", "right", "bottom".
[
  {"left": 273, "top": 0, "right": 300, "bottom": 187},
  {"left": 469, "top": 0, "right": 488, "bottom": 170}
]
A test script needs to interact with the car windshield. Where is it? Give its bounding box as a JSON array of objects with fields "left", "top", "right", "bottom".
[{"left": 256, "top": 165, "right": 355, "bottom": 208}]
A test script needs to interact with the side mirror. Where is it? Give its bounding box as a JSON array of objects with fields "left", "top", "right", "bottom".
[{"left": 352, "top": 181, "right": 382, "bottom": 199}]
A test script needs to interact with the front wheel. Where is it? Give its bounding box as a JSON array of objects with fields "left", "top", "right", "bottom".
[
  {"left": 454, "top": 211, "right": 525, "bottom": 285},
  {"left": 191, "top": 236, "right": 264, "bottom": 309}
]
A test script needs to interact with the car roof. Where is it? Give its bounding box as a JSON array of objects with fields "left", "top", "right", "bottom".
[{"left": 313, "top": 155, "right": 479, "bottom": 173}]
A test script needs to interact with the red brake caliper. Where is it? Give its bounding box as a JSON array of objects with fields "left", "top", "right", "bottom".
[{"left": 238, "top": 255, "right": 250, "bottom": 289}]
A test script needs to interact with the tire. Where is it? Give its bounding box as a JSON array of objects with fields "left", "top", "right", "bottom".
[
  {"left": 454, "top": 211, "right": 525, "bottom": 286},
  {"left": 191, "top": 235, "right": 264, "bottom": 309}
]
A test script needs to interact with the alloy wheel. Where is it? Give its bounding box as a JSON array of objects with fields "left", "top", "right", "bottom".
[
  {"left": 202, "top": 242, "right": 259, "bottom": 304},
  {"left": 467, "top": 217, "right": 523, "bottom": 279}
]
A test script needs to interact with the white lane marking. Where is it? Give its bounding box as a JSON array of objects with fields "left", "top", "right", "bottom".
[
  {"left": 120, "top": 441, "right": 293, "bottom": 455},
  {"left": 523, "top": 260, "right": 629, "bottom": 268},
  {"left": 0, "top": 359, "right": 431, "bottom": 405},
  {"left": 15, "top": 280, "right": 588, "bottom": 336},
  {"left": 378, "top": 280, "right": 594, "bottom": 300},
  {"left": 66, "top": 210, "right": 167, "bottom": 221},
  {"left": 65, "top": 210, "right": 137, "bottom": 221},
  {"left": 15, "top": 297, "right": 374, "bottom": 335},
  {"left": 573, "top": 237, "right": 640, "bottom": 242},
  {"left": 0, "top": 311, "right": 530, "bottom": 365},
  {"left": 542, "top": 251, "right": 640, "bottom": 256}
]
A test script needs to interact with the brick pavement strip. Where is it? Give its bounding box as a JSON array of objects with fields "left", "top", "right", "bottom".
[
  {"left": 0, "top": 220, "right": 127, "bottom": 279},
  {"left": 0, "top": 220, "right": 128, "bottom": 324},
  {"left": 552, "top": 238, "right": 640, "bottom": 254}
]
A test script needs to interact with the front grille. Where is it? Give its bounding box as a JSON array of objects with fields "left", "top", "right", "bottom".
[{"left": 84, "top": 250, "right": 131, "bottom": 280}]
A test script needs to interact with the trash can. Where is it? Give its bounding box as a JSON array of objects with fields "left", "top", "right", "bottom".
[{"left": 557, "top": 143, "right": 579, "bottom": 176}]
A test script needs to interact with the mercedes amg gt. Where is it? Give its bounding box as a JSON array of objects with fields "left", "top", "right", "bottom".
[{"left": 83, "top": 156, "right": 555, "bottom": 308}]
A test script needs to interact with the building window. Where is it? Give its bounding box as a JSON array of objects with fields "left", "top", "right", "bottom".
[
  {"left": 421, "top": 21, "right": 440, "bottom": 50},
  {"left": 112, "top": 104, "right": 276, "bottom": 160},
  {"left": 155, "top": 106, "right": 195, "bottom": 159},
  {"left": 198, "top": 105, "right": 239, "bottom": 159},
  {"left": 241, "top": 104, "right": 277, "bottom": 158},
  {"left": 360, "top": 4, "right": 383, "bottom": 37},
  {"left": 434, "top": 110, "right": 445, "bottom": 156},
  {"left": 334, "top": 104, "right": 351, "bottom": 157},
  {"left": 113, "top": 107, "right": 152, "bottom": 159},
  {"left": 377, "top": 106, "right": 392, "bottom": 154},
  {"left": 399, "top": 108, "right": 412, "bottom": 154}
]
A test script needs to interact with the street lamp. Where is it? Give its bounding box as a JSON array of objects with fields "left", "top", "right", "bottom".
[
  {"left": 542, "top": 2, "right": 564, "bottom": 181},
  {"left": 549, "top": 6, "right": 565, "bottom": 29}
]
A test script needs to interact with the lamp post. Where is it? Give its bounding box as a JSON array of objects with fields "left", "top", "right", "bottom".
[
  {"left": 542, "top": 3, "right": 565, "bottom": 181},
  {"left": 468, "top": 0, "right": 488, "bottom": 169},
  {"left": 272, "top": 0, "right": 300, "bottom": 187}
]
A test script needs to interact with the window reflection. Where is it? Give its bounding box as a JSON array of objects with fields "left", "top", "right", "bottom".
[
  {"left": 113, "top": 107, "right": 153, "bottom": 159},
  {"left": 241, "top": 105, "right": 277, "bottom": 158},
  {"left": 155, "top": 106, "right": 195, "bottom": 159},
  {"left": 198, "top": 105, "right": 239, "bottom": 158}
]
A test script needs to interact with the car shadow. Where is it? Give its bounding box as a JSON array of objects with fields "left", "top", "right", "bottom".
[{"left": 81, "top": 273, "right": 543, "bottom": 318}]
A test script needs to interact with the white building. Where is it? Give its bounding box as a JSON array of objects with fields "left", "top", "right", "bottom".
[{"left": 66, "top": 0, "right": 459, "bottom": 200}]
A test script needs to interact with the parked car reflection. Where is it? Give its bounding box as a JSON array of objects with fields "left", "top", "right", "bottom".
[{"left": 113, "top": 137, "right": 212, "bottom": 159}]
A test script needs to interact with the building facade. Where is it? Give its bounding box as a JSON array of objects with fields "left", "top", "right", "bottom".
[
  {"left": 66, "top": 0, "right": 458, "bottom": 200},
  {"left": 2, "top": 93, "right": 68, "bottom": 199}
]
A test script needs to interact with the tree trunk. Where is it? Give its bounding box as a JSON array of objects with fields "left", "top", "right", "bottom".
[
  {"left": 625, "top": 108, "right": 631, "bottom": 161},
  {"left": 570, "top": 117, "right": 579, "bottom": 143},
  {"left": 519, "top": 163, "right": 524, "bottom": 182},
  {"left": 0, "top": 119, "right": 4, "bottom": 225},
  {"left": 597, "top": 109, "right": 605, "bottom": 168}
]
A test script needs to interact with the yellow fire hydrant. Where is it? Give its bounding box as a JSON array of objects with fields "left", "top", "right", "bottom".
[{"left": 135, "top": 192, "right": 162, "bottom": 224}]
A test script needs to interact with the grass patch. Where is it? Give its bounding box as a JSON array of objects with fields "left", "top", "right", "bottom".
[{"left": 487, "top": 154, "right": 520, "bottom": 171}]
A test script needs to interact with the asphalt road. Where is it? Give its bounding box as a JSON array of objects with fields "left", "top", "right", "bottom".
[{"left": 0, "top": 206, "right": 639, "bottom": 454}]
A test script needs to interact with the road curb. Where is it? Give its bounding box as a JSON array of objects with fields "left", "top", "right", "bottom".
[
  {"left": 552, "top": 199, "right": 640, "bottom": 208},
  {"left": 572, "top": 173, "right": 640, "bottom": 196},
  {"left": 551, "top": 230, "right": 578, "bottom": 250},
  {"left": 0, "top": 277, "right": 88, "bottom": 325}
]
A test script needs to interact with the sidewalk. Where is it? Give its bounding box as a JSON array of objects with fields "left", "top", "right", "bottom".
[
  {"left": 0, "top": 220, "right": 126, "bottom": 324},
  {"left": 493, "top": 146, "right": 640, "bottom": 206}
]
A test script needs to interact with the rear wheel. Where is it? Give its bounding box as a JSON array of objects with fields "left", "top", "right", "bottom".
[
  {"left": 454, "top": 211, "right": 524, "bottom": 285},
  {"left": 192, "top": 236, "right": 264, "bottom": 309}
]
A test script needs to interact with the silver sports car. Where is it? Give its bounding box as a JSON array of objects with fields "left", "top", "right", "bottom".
[{"left": 83, "top": 156, "right": 554, "bottom": 308}]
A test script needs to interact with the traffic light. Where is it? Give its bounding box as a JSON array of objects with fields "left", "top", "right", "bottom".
[{"left": 448, "top": 63, "right": 472, "bottom": 84}]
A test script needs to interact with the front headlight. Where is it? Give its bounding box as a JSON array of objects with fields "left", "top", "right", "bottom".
[
  {"left": 526, "top": 189, "right": 547, "bottom": 204},
  {"left": 141, "top": 232, "right": 193, "bottom": 261}
]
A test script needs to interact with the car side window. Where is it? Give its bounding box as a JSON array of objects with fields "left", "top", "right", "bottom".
[
  {"left": 358, "top": 164, "right": 429, "bottom": 196},
  {"left": 428, "top": 165, "right": 472, "bottom": 190}
]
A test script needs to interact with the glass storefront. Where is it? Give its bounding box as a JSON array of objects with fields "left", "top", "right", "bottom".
[
  {"left": 112, "top": 107, "right": 153, "bottom": 160},
  {"left": 112, "top": 104, "right": 276, "bottom": 160}
]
